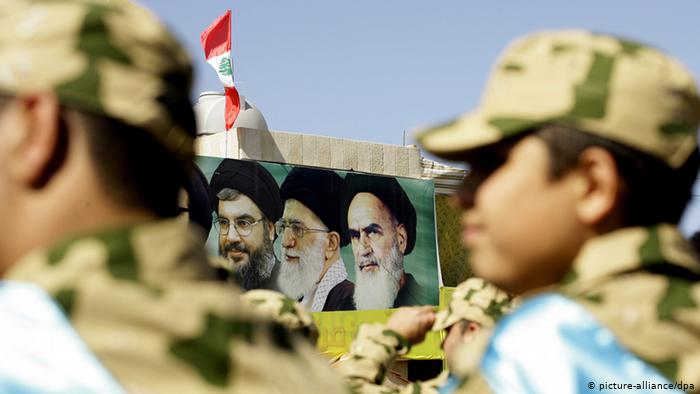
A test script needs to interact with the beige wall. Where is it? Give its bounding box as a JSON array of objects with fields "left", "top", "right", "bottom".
[{"left": 195, "top": 127, "right": 424, "bottom": 179}]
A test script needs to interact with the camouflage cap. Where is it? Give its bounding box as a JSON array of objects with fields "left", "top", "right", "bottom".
[
  {"left": 0, "top": 0, "right": 195, "bottom": 160},
  {"left": 432, "top": 277, "right": 515, "bottom": 331},
  {"left": 241, "top": 289, "right": 319, "bottom": 343},
  {"left": 417, "top": 30, "right": 700, "bottom": 168}
]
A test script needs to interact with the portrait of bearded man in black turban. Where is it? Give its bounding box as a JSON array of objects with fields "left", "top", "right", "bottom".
[
  {"left": 342, "top": 173, "right": 422, "bottom": 310},
  {"left": 276, "top": 168, "right": 354, "bottom": 311},
  {"left": 210, "top": 159, "right": 282, "bottom": 290}
]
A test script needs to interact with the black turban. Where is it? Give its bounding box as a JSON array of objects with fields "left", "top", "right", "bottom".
[
  {"left": 280, "top": 167, "right": 349, "bottom": 246},
  {"left": 341, "top": 173, "right": 417, "bottom": 255},
  {"left": 209, "top": 159, "right": 283, "bottom": 223}
]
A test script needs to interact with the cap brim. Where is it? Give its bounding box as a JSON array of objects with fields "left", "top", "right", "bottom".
[{"left": 415, "top": 109, "right": 542, "bottom": 160}]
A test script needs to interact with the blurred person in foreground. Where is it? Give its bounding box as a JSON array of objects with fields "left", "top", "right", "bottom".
[
  {"left": 417, "top": 30, "right": 700, "bottom": 393},
  {"left": 178, "top": 163, "right": 214, "bottom": 235},
  {"left": 338, "top": 278, "right": 514, "bottom": 393},
  {"left": 0, "top": 1, "right": 345, "bottom": 392}
]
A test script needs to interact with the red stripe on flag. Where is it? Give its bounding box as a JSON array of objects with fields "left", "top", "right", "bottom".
[
  {"left": 200, "top": 10, "right": 231, "bottom": 59},
  {"left": 224, "top": 86, "right": 241, "bottom": 130}
]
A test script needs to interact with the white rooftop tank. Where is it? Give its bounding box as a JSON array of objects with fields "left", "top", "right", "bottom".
[{"left": 194, "top": 91, "right": 269, "bottom": 135}]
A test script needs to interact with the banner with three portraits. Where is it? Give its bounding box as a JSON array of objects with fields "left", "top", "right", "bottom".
[{"left": 190, "top": 156, "right": 442, "bottom": 358}]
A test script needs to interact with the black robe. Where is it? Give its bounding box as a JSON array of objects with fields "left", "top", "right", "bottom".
[{"left": 323, "top": 279, "right": 355, "bottom": 311}]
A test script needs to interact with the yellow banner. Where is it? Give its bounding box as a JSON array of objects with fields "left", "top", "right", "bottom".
[{"left": 314, "top": 286, "right": 458, "bottom": 360}]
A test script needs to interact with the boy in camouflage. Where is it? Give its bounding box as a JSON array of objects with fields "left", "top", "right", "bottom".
[
  {"left": 339, "top": 278, "right": 515, "bottom": 393},
  {"left": 0, "top": 0, "right": 345, "bottom": 392},
  {"left": 418, "top": 30, "right": 700, "bottom": 392}
]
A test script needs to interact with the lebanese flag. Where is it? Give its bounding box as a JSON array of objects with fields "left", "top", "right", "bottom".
[{"left": 200, "top": 10, "right": 240, "bottom": 130}]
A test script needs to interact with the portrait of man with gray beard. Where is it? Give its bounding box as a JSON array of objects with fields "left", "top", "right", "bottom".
[
  {"left": 342, "top": 173, "right": 423, "bottom": 310},
  {"left": 209, "top": 159, "right": 283, "bottom": 290},
  {"left": 276, "top": 168, "right": 354, "bottom": 311}
]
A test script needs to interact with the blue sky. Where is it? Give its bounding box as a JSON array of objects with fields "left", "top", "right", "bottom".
[{"left": 140, "top": 0, "right": 700, "bottom": 234}]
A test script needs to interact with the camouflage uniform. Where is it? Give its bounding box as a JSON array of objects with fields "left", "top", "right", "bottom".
[
  {"left": 417, "top": 31, "right": 700, "bottom": 392},
  {"left": 242, "top": 289, "right": 320, "bottom": 344},
  {"left": 563, "top": 225, "right": 700, "bottom": 385},
  {"left": 6, "top": 219, "right": 346, "bottom": 393},
  {"left": 0, "top": 0, "right": 194, "bottom": 160},
  {"left": 0, "top": 1, "right": 347, "bottom": 393},
  {"left": 339, "top": 278, "right": 514, "bottom": 394}
]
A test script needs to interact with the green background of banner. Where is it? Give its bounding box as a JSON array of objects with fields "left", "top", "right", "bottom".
[{"left": 195, "top": 156, "right": 445, "bottom": 358}]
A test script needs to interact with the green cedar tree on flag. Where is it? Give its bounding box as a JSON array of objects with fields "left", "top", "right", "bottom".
[{"left": 200, "top": 10, "right": 240, "bottom": 130}]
